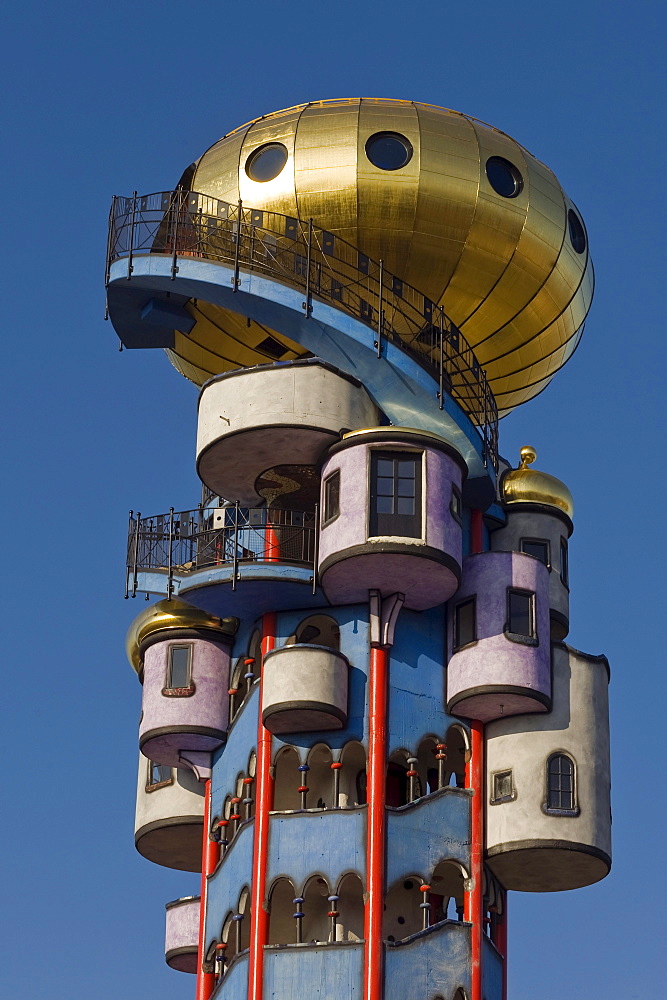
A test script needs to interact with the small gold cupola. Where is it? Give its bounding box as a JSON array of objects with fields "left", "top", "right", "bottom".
[
  {"left": 126, "top": 599, "right": 238, "bottom": 677},
  {"left": 502, "top": 446, "right": 574, "bottom": 519}
]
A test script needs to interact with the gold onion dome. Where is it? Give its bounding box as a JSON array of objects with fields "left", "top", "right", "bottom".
[
  {"left": 126, "top": 599, "right": 238, "bottom": 676},
  {"left": 502, "top": 446, "right": 574, "bottom": 518},
  {"left": 170, "top": 98, "right": 593, "bottom": 416}
]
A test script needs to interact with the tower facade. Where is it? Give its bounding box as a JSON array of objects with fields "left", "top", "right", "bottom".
[{"left": 108, "top": 98, "right": 611, "bottom": 1000}]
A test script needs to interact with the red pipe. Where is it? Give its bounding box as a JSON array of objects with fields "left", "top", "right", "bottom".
[
  {"left": 195, "top": 778, "right": 218, "bottom": 1000},
  {"left": 470, "top": 509, "right": 484, "bottom": 555},
  {"left": 464, "top": 721, "right": 484, "bottom": 1000},
  {"left": 248, "top": 612, "right": 276, "bottom": 1000},
  {"left": 364, "top": 646, "right": 389, "bottom": 1000}
]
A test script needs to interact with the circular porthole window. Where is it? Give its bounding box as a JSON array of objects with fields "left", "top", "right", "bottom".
[
  {"left": 485, "top": 156, "right": 524, "bottom": 198},
  {"left": 567, "top": 209, "right": 586, "bottom": 254},
  {"left": 365, "top": 132, "right": 413, "bottom": 171},
  {"left": 245, "top": 143, "right": 288, "bottom": 182}
]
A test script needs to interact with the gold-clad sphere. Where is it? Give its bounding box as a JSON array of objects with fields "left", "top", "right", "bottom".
[
  {"left": 172, "top": 98, "right": 593, "bottom": 415},
  {"left": 126, "top": 599, "right": 238, "bottom": 676},
  {"left": 502, "top": 446, "right": 574, "bottom": 518}
]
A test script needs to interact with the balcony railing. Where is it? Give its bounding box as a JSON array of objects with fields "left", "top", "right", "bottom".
[
  {"left": 125, "top": 505, "right": 317, "bottom": 599},
  {"left": 107, "top": 189, "right": 498, "bottom": 472}
]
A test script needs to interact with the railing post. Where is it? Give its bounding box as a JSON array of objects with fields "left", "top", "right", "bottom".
[
  {"left": 167, "top": 507, "right": 174, "bottom": 600},
  {"left": 126, "top": 191, "right": 137, "bottom": 280},
  {"left": 171, "top": 188, "right": 181, "bottom": 280},
  {"left": 131, "top": 510, "right": 141, "bottom": 598},
  {"left": 328, "top": 895, "right": 340, "bottom": 942},
  {"left": 420, "top": 884, "right": 432, "bottom": 930},
  {"left": 232, "top": 200, "right": 242, "bottom": 291},
  {"left": 302, "top": 218, "right": 313, "bottom": 317},
  {"left": 232, "top": 913, "right": 244, "bottom": 954},
  {"left": 435, "top": 743, "right": 448, "bottom": 790},
  {"left": 214, "top": 943, "right": 227, "bottom": 980},
  {"left": 375, "top": 260, "right": 383, "bottom": 357},
  {"left": 438, "top": 312, "right": 445, "bottom": 410},
  {"left": 293, "top": 898, "right": 305, "bottom": 944},
  {"left": 312, "top": 503, "right": 319, "bottom": 594},
  {"left": 331, "top": 761, "right": 342, "bottom": 808},
  {"left": 407, "top": 757, "right": 419, "bottom": 802},
  {"left": 232, "top": 500, "right": 240, "bottom": 591},
  {"left": 243, "top": 776, "right": 254, "bottom": 820},
  {"left": 298, "top": 763, "right": 310, "bottom": 810},
  {"left": 105, "top": 195, "right": 116, "bottom": 289}
]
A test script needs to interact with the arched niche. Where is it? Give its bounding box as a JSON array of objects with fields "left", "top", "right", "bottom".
[
  {"left": 286, "top": 614, "right": 340, "bottom": 649},
  {"left": 383, "top": 874, "right": 424, "bottom": 941},
  {"left": 268, "top": 877, "right": 296, "bottom": 945},
  {"left": 273, "top": 746, "right": 300, "bottom": 811}
]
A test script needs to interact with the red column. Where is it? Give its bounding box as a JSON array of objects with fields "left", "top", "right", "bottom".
[
  {"left": 248, "top": 612, "right": 276, "bottom": 1000},
  {"left": 470, "top": 508, "right": 484, "bottom": 555},
  {"left": 364, "top": 646, "right": 389, "bottom": 1000},
  {"left": 464, "top": 721, "right": 484, "bottom": 1000},
  {"left": 196, "top": 779, "right": 219, "bottom": 1000}
]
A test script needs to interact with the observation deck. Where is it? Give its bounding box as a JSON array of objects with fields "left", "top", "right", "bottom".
[
  {"left": 125, "top": 505, "right": 322, "bottom": 616},
  {"left": 106, "top": 190, "right": 498, "bottom": 481}
]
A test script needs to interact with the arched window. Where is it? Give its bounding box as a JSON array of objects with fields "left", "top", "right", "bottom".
[
  {"left": 220, "top": 912, "right": 235, "bottom": 963},
  {"left": 268, "top": 877, "right": 297, "bottom": 944},
  {"left": 416, "top": 737, "right": 439, "bottom": 795},
  {"left": 339, "top": 741, "right": 367, "bottom": 807},
  {"left": 444, "top": 724, "right": 470, "bottom": 788},
  {"left": 302, "top": 875, "right": 331, "bottom": 943},
  {"left": 237, "top": 887, "right": 251, "bottom": 952},
  {"left": 336, "top": 873, "right": 364, "bottom": 941},
  {"left": 306, "top": 743, "right": 334, "bottom": 809},
  {"left": 286, "top": 614, "right": 340, "bottom": 649},
  {"left": 430, "top": 860, "right": 467, "bottom": 922},
  {"left": 546, "top": 753, "right": 576, "bottom": 812},
  {"left": 383, "top": 875, "right": 424, "bottom": 941},
  {"left": 273, "top": 746, "right": 301, "bottom": 811},
  {"left": 386, "top": 749, "right": 409, "bottom": 807}
]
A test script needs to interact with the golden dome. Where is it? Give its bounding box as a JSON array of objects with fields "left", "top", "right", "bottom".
[
  {"left": 126, "top": 599, "right": 238, "bottom": 676},
  {"left": 502, "top": 446, "right": 574, "bottom": 518},
  {"left": 170, "top": 98, "right": 593, "bottom": 415}
]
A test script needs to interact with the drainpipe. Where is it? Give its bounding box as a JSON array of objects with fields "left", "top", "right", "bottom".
[
  {"left": 364, "top": 591, "right": 404, "bottom": 1000},
  {"left": 248, "top": 612, "right": 276, "bottom": 1000},
  {"left": 195, "top": 779, "right": 218, "bottom": 1000},
  {"left": 470, "top": 509, "right": 484, "bottom": 555},
  {"left": 464, "top": 721, "right": 484, "bottom": 1000}
]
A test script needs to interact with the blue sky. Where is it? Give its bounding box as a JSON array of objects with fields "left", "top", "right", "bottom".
[{"left": 2, "top": 1, "right": 665, "bottom": 997}]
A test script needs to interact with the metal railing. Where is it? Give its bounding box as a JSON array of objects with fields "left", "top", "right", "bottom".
[
  {"left": 125, "top": 505, "right": 317, "bottom": 599},
  {"left": 107, "top": 189, "right": 498, "bottom": 471}
]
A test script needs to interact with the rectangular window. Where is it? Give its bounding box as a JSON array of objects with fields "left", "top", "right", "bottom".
[
  {"left": 323, "top": 470, "right": 340, "bottom": 525},
  {"left": 491, "top": 770, "right": 514, "bottom": 803},
  {"left": 454, "top": 598, "right": 476, "bottom": 649},
  {"left": 560, "top": 538, "right": 569, "bottom": 587},
  {"left": 520, "top": 538, "right": 549, "bottom": 566},
  {"left": 147, "top": 761, "right": 172, "bottom": 790},
  {"left": 369, "top": 451, "right": 422, "bottom": 538},
  {"left": 167, "top": 645, "right": 192, "bottom": 689},
  {"left": 507, "top": 590, "right": 535, "bottom": 639},
  {"left": 450, "top": 485, "right": 462, "bottom": 523}
]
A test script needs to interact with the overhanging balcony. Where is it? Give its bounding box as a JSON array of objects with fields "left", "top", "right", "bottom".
[{"left": 126, "top": 505, "right": 321, "bottom": 616}]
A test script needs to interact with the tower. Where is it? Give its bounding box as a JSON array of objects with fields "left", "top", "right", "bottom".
[{"left": 107, "top": 98, "right": 611, "bottom": 1000}]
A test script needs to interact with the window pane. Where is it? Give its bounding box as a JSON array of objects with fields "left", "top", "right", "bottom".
[
  {"left": 560, "top": 539, "right": 569, "bottom": 586},
  {"left": 324, "top": 471, "right": 340, "bottom": 522},
  {"left": 169, "top": 646, "right": 191, "bottom": 688},
  {"left": 455, "top": 599, "right": 475, "bottom": 647},
  {"left": 397, "top": 496, "right": 415, "bottom": 515},
  {"left": 508, "top": 591, "right": 533, "bottom": 637},
  {"left": 397, "top": 460, "right": 415, "bottom": 477},
  {"left": 376, "top": 459, "right": 394, "bottom": 477},
  {"left": 494, "top": 770, "right": 513, "bottom": 800},
  {"left": 150, "top": 762, "right": 171, "bottom": 785},
  {"left": 397, "top": 478, "right": 415, "bottom": 497},
  {"left": 376, "top": 496, "right": 393, "bottom": 513},
  {"left": 377, "top": 477, "right": 395, "bottom": 496},
  {"left": 521, "top": 539, "right": 549, "bottom": 565}
]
